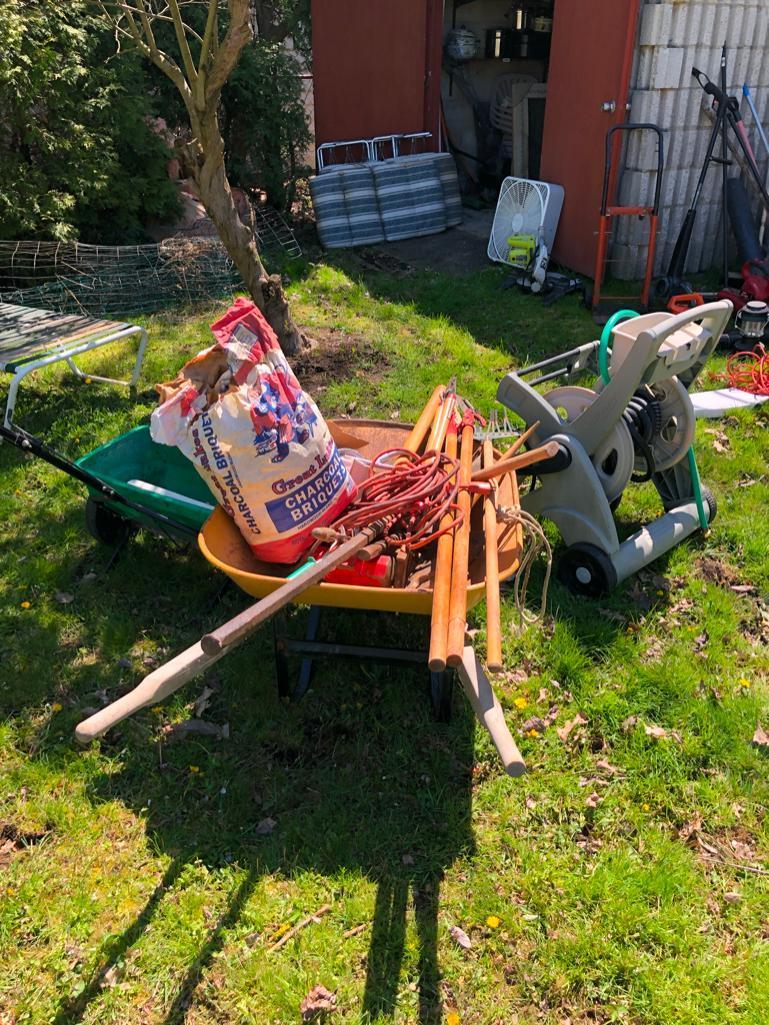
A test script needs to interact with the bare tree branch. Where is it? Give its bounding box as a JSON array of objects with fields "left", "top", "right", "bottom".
[
  {"left": 205, "top": 0, "right": 253, "bottom": 103},
  {"left": 167, "top": 0, "right": 199, "bottom": 88}
]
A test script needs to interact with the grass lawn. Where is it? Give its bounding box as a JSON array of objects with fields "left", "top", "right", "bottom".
[{"left": 1, "top": 253, "right": 769, "bottom": 1025}]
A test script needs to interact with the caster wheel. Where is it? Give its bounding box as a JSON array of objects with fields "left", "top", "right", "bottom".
[
  {"left": 430, "top": 671, "right": 453, "bottom": 723},
  {"left": 699, "top": 485, "right": 717, "bottom": 524},
  {"left": 557, "top": 543, "right": 618, "bottom": 598},
  {"left": 85, "top": 498, "right": 132, "bottom": 546}
]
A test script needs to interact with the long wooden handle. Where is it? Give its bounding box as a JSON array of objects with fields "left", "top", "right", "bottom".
[
  {"left": 482, "top": 438, "right": 503, "bottom": 673},
  {"left": 426, "top": 391, "right": 455, "bottom": 453},
  {"left": 404, "top": 384, "right": 444, "bottom": 454},
  {"left": 428, "top": 421, "right": 458, "bottom": 672},
  {"left": 456, "top": 645, "right": 526, "bottom": 777},
  {"left": 75, "top": 640, "right": 228, "bottom": 743},
  {"left": 200, "top": 528, "right": 377, "bottom": 655},
  {"left": 446, "top": 421, "right": 475, "bottom": 668},
  {"left": 471, "top": 440, "right": 559, "bottom": 483},
  {"left": 499, "top": 420, "right": 540, "bottom": 461}
]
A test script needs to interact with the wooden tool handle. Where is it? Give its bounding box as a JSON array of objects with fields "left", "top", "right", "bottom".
[
  {"left": 456, "top": 645, "right": 526, "bottom": 777},
  {"left": 75, "top": 640, "right": 228, "bottom": 743},
  {"left": 470, "top": 440, "right": 559, "bottom": 483},
  {"left": 446, "top": 421, "right": 475, "bottom": 667},
  {"left": 428, "top": 421, "right": 458, "bottom": 672},
  {"left": 426, "top": 392, "right": 455, "bottom": 454},
  {"left": 200, "top": 528, "right": 376, "bottom": 655},
  {"left": 499, "top": 420, "right": 540, "bottom": 461},
  {"left": 482, "top": 438, "right": 503, "bottom": 673},
  {"left": 404, "top": 384, "right": 444, "bottom": 453}
]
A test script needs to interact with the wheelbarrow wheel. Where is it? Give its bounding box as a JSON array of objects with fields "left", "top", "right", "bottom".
[{"left": 85, "top": 498, "right": 132, "bottom": 547}]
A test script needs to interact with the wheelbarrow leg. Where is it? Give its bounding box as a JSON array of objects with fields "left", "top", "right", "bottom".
[
  {"left": 272, "top": 606, "right": 321, "bottom": 702},
  {"left": 430, "top": 670, "right": 453, "bottom": 723},
  {"left": 293, "top": 605, "right": 321, "bottom": 701}
]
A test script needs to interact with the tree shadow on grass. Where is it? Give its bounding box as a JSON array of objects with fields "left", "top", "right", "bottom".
[
  {"left": 324, "top": 250, "right": 596, "bottom": 364},
  {"left": 48, "top": 608, "right": 476, "bottom": 1025}
]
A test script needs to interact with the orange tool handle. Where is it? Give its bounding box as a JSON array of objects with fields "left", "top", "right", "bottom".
[
  {"left": 446, "top": 420, "right": 476, "bottom": 668},
  {"left": 428, "top": 420, "right": 458, "bottom": 672},
  {"left": 426, "top": 391, "right": 456, "bottom": 453},
  {"left": 403, "top": 384, "right": 445, "bottom": 454},
  {"left": 482, "top": 438, "right": 503, "bottom": 673}
]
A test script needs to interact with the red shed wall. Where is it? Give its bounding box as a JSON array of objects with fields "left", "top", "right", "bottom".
[{"left": 311, "top": 0, "right": 442, "bottom": 152}]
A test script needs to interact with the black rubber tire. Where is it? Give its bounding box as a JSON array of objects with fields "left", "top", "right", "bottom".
[
  {"left": 85, "top": 498, "right": 132, "bottom": 546},
  {"left": 430, "top": 670, "right": 453, "bottom": 723},
  {"left": 557, "top": 542, "right": 618, "bottom": 598},
  {"left": 699, "top": 484, "right": 717, "bottom": 524}
]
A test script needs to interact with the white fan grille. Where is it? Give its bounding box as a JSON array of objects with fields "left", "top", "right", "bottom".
[{"left": 487, "top": 177, "right": 550, "bottom": 266}]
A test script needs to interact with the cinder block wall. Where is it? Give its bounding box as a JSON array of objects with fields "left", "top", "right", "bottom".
[{"left": 611, "top": 0, "right": 769, "bottom": 280}]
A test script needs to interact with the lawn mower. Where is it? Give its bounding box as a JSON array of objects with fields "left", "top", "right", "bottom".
[{"left": 496, "top": 301, "right": 734, "bottom": 596}]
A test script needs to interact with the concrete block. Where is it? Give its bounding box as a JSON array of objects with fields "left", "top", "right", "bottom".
[
  {"left": 733, "top": 45, "right": 752, "bottom": 87},
  {"left": 624, "top": 127, "right": 665, "bottom": 172},
  {"left": 628, "top": 88, "right": 660, "bottom": 124},
  {"left": 671, "top": 3, "right": 724, "bottom": 48},
  {"left": 639, "top": 3, "right": 673, "bottom": 46},
  {"left": 739, "top": 6, "right": 758, "bottom": 48},
  {"left": 635, "top": 47, "right": 654, "bottom": 91},
  {"left": 651, "top": 47, "right": 685, "bottom": 90}
]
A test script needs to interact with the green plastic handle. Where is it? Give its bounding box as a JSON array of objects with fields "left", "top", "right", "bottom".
[{"left": 598, "top": 309, "right": 640, "bottom": 385}]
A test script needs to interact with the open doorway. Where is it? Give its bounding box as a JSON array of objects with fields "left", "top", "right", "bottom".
[{"left": 440, "top": 1, "right": 555, "bottom": 202}]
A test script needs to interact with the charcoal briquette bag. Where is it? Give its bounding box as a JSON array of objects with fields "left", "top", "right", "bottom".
[{"left": 150, "top": 298, "right": 356, "bottom": 563}]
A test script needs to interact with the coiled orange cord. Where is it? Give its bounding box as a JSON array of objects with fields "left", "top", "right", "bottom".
[{"left": 721, "top": 344, "right": 769, "bottom": 395}]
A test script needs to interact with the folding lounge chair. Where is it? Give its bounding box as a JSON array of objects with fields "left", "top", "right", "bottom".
[{"left": 0, "top": 301, "right": 148, "bottom": 428}]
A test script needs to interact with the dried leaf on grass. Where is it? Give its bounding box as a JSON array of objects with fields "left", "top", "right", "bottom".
[
  {"left": 161, "top": 719, "right": 229, "bottom": 741},
  {"left": 705, "top": 428, "right": 731, "bottom": 454},
  {"left": 557, "top": 712, "right": 587, "bottom": 744},
  {"left": 0, "top": 823, "right": 48, "bottom": 869},
  {"left": 449, "top": 924, "right": 472, "bottom": 950},
  {"left": 300, "top": 985, "right": 337, "bottom": 1021},
  {"left": 256, "top": 817, "right": 277, "bottom": 836},
  {"left": 194, "top": 684, "right": 216, "bottom": 717},
  {"left": 752, "top": 723, "right": 769, "bottom": 748},
  {"left": 644, "top": 723, "right": 683, "bottom": 743}
]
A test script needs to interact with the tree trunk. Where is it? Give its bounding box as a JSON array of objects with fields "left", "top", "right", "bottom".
[{"left": 191, "top": 109, "right": 305, "bottom": 356}]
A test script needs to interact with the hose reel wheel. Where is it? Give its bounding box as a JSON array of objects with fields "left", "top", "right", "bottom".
[
  {"left": 544, "top": 385, "right": 635, "bottom": 502},
  {"left": 647, "top": 377, "right": 696, "bottom": 471}
]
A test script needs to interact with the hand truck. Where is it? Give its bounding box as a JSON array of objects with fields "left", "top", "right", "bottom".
[{"left": 591, "top": 123, "right": 664, "bottom": 317}]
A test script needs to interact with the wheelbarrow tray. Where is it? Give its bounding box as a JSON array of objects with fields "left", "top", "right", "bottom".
[
  {"left": 198, "top": 419, "right": 522, "bottom": 615},
  {"left": 76, "top": 425, "right": 214, "bottom": 534}
]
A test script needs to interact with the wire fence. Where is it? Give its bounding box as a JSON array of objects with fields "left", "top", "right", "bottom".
[{"left": 0, "top": 211, "right": 302, "bottom": 319}]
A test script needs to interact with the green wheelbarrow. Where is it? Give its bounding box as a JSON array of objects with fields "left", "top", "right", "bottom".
[{"left": 1, "top": 422, "right": 214, "bottom": 544}]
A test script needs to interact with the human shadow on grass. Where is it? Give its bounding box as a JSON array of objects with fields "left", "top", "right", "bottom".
[{"left": 52, "top": 608, "right": 476, "bottom": 1025}]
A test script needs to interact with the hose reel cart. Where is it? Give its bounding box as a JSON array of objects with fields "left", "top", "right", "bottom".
[{"left": 496, "top": 301, "right": 733, "bottom": 595}]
